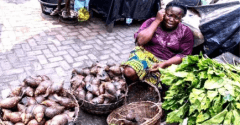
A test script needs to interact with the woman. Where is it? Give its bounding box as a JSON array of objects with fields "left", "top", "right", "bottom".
[{"left": 123, "top": 1, "right": 194, "bottom": 86}]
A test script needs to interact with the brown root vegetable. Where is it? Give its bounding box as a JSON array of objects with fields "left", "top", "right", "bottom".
[
  {"left": 24, "top": 76, "right": 39, "bottom": 88},
  {"left": 0, "top": 96, "right": 21, "bottom": 109},
  {"left": 64, "top": 110, "right": 75, "bottom": 118},
  {"left": 91, "top": 78, "right": 101, "bottom": 86},
  {"left": 84, "top": 75, "right": 93, "bottom": 83},
  {"left": 103, "top": 98, "right": 111, "bottom": 104},
  {"left": 41, "top": 100, "right": 58, "bottom": 107},
  {"left": 85, "top": 83, "right": 100, "bottom": 96},
  {"left": 35, "top": 80, "right": 52, "bottom": 96},
  {"left": 21, "top": 97, "right": 36, "bottom": 106},
  {"left": 45, "top": 105, "right": 65, "bottom": 118},
  {"left": 90, "top": 66, "right": 98, "bottom": 75},
  {"left": 17, "top": 104, "right": 27, "bottom": 113},
  {"left": 24, "top": 87, "right": 34, "bottom": 97},
  {"left": 91, "top": 95, "right": 104, "bottom": 104},
  {"left": 103, "top": 92, "right": 116, "bottom": 102},
  {"left": 50, "top": 114, "right": 68, "bottom": 125},
  {"left": 35, "top": 95, "right": 45, "bottom": 104},
  {"left": 27, "top": 119, "right": 38, "bottom": 125},
  {"left": 76, "top": 89, "right": 86, "bottom": 100},
  {"left": 45, "top": 120, "right": 52, "bottom": 125},
  {"left": 40, "top": 75, "right": 50, "bottom": 81},
  {"left": 97, "top": 70, "right": 111, "bottom": 81},
  {"left": 15, "top": 123, "right": 25, "bottom": 125},
  {"left": 2, "top": 121, "right": 14, "bottom": 125},
  {"left": 113, "top": 76, "right": 120, "bottom": 81},
  {"left": 2, "top": 109, "right": 11, "bottom": 121},
  {"left": 82, "top": 68, "right": 91, "bottom": 76},
  {"left": 8, "top": 112, "right": 23, "bottom": 123},
  {"left": 33, "top": 105, "right": 45, "bottom": 122},
  {"left": 53, "top": 94, "right": 76, "bottom": 108},
  {"left": 71, "top": 75, "right": 84, "bottom": 90},
  {"left": 85, "top": 91, "right": 93, "bottom": 101},
  {"left": 99, "top": 82, "right": 105, "bottom": 95},
  {"left": 9, "top": 86, "right": 22, "bottom": 97},
  {"left": 44, "top": 80, "right": 64, "bottom": 97},
  {"left": 24, "top": 105, "right": 36, "bottom": 124},
  {"left": 109, "top": 66, "right": 122, "bottom": 75},
  {"left": 104, "top": 82, "right": 116, "bottom": 96}
]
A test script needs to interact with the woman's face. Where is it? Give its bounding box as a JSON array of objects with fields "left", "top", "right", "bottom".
[{"left": 163, "top": 6, "right": 183, "bottom": 30}]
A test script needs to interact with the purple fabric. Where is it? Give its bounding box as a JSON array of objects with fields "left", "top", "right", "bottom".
[{"left": 134, "top": 18, "right": 194, "bottom": 60}]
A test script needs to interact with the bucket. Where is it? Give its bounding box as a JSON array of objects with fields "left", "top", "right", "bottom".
[{"left": 38, "top": 0, "right": 66, "bottom": 15}]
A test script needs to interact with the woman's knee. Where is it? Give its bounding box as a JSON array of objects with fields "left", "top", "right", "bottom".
[{"left": 123, "top": 67, "right": 137, "bottom": 77}]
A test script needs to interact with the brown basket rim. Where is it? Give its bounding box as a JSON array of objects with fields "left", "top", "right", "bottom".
[
  {"left": 106, "top": 101, "right": 162, "bottom": 125},
  {"left": 126, "top": 80, "right": 161, "bottom": 104}
]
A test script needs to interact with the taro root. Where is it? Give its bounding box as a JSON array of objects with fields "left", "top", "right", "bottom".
[
  {"left": 0, "top": 96, "right": 21, "bottom": 109},
  {"left": 35, "top": 95, "right": 45, "bottom": 104},
  {"left": 17, "top": 104, "right": 27, "bottom": 113},
  {"left": 50, "top": 114, "right": 68, "bottom": 125},
  {"left": 15, "top": 123, "right": 25, "bottom": 125},
  {"left": 44, "top": 80, "right": 64, "bottom": 97},
  {"left": 9, "top": 86, "right": 22, "bottom": 97},
  {"left": 90, "top": 66, "right": 98, "bottom": 75},
  {"left": 23, "top": 76, "right": 39, "bottom": 88},
  {"left": 53, "top": 94, "right": 76, "bottom": 108},
  {"left": 45, "top": 105, "right": 65, "bottom": 118},
  {"left": 27, "top": 119, "right": 38, "bottom": 125},
  {"left": 24, "top": 105, "right": 36, "bottom": 124},
  {"left": 99, "top": 82, "right": 105, "bottom": 95},
  {"left": 4, "top": 112, "right": 23, "bottom": 123},
  {"left": 33, "top": 105, "right": 45, "bottom": 122},
  {"left": 104, "top": 82, "right": 116, "bottom": 96},
  {"left": 82, "top": 68, "right": 91, "bottom": 76},
  {"left": 35, "top": 80, "right": 52, "bottom": 96},
  {"left": 103, "top": 98, "right": 111, "bottom": 104},
  {"left": 41, "top": 75, "right": 50, "bottom": 81},
  {"left": 45, "top": 120, "right": 52, "bottom": 125},
  {"left": 41, "top": 100, "right": 59, "bottom": 107},
  {"left": 85, "top": 91, "right": 93, "bottom": 101},
  {"left": 2, "top": 121, "right": 14, "bottom": 125},
  {"left": 76, "top": 88, "right": 86, "bottom": 100},
  {"left": 85, "top": 83, "right": 100, "bottom": 96},
  {"left": 24, "top": 87, "right": 34, "bottom": 97},
  {"left": 97, "top": 69, "right": 111, "bottom": 81},
  {"left": 91, "top": 78, "right": 101, "bottom": 86},
  {"left": 21, "top": 97, "right": 36, "bottom": 106},
  {"left": 71, "top": 75, "right": 84, "bottom": 91},
  {"left": 109, "top": 65, "right": 122, "bottom": 75},
  {"left": 103, "top": 92, "right": 116, "bottom": 102},
  {"left": 91, "top": 95, "right": 104, "bottom": 104},
  {"left": 84, "top": 75, "right": 93, "bottom": 83},
  {"left": 2, "top": 109, "right": 12, "bottom": 120}
]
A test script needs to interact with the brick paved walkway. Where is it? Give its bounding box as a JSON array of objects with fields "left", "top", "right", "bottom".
[{"left": 0, "top": 0, "right": 141, "bottom": 98}]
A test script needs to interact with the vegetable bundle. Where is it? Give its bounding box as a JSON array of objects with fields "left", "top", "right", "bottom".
[
  {"left": 160, "top": 55, "right": 240, "bottom": 125},
  {"left": 0, "top": 75, "right": 78, "bottom": 125},
  {"left": 71, "top": 63, "right": 127, "bottom": 104}
]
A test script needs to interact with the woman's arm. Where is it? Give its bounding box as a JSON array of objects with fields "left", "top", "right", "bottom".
[
  {"left": 136, "top": 9, "right": 165, "bottom": 46},
  {"left": 150, "top": 56, "right": 182, "bottom": 71}
]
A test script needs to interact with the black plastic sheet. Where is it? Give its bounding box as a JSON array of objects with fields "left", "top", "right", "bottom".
[
  {"left": 194, "top": 1, "right": 240, "bottom": 57},
  {"left": 89, "top": 0, "right": 160, "bottom": 25}
]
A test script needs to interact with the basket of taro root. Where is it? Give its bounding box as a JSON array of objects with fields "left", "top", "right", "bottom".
[
  {"left": 107, "top": 81, "right": 162, "bottom": 125},
  {"left": 0, "top": 75, "right": 79, "bottom": 125},
  {"left": 70, "top": 63, "right": 127, "bottom": 115}
]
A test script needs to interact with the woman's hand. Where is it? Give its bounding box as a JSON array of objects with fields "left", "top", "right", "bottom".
[
  {"left": 155, "top": 9, "right": 165, "bottom": 22},
  {"left": 149, "top": 62, "right": 167, "bottom": 72}
]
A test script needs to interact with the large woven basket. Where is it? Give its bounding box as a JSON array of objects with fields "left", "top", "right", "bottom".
[
  {"left": 107, "top": 101, "right": 162, "bottom": 125},
  {"left": 126, "top": 81, "right": 161, "bottom": 104}
]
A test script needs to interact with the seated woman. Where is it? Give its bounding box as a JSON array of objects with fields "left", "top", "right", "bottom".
[{"left": 123, "top": 1, "right": 194, "bottom": 86}]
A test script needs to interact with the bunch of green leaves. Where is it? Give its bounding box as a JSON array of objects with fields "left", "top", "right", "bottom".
[{"left": 160, "top": 55, "right": 240, "bottom": 125}]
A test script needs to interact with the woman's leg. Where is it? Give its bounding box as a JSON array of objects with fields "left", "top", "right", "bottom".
[{"left": 123, "top": 66, "right": 139, "bottom": 85}]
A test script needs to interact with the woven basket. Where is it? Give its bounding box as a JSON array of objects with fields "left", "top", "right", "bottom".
[
  {"left": 126, "top": 81, "right": 161, "bottom": 104},
  {"left": 107, "top": 101, "right": 162, "bottom": 125},
  {"left": 0, "top": 90, "right": 79, "bottom": 125},
  {"left": 76, "top": 85, "right": 128, "bottom": 115}
]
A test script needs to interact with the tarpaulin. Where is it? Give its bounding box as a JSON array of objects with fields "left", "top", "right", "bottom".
[
  {"left": 89, "top": 0, "right": 160, "bottom": 25},
  {"left": 194, "top": 1, "right": 240, "bottom": 57}
]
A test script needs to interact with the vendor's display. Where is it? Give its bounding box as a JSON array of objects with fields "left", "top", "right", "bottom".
[
  {"left": 107, "top": 101, "right": 162, "bottom": 125},
  {"left": 0, "top": 75, "right": 79, "bottom": 125},
  {"left": 70, "top": 63, "right": 127, "bottom": 115},
  {"left": 160, "top": 54, "right": 240, "bottom": 125}
]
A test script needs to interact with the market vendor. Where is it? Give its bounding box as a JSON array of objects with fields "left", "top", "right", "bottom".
[{"left": 123, "top": 1, "right": 194, "bottom": 85}]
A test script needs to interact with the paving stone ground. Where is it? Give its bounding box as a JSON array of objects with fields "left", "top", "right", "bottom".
[{"left": 0, "top": 0, "right": 142, "bottom": 99}]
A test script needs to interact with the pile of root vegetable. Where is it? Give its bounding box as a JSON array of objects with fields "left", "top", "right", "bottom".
[
  {"left": 71, "top": 63, "right": 127, "bottom": 104},
  {"left": 0, "top": 75, "right": 78, "bottom": 125},
  {"left": 160, "top": 55, "right": 240, "bottom": 125}
]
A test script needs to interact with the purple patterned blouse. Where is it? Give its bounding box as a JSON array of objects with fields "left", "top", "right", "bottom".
[{"left": 134, "top": 18, "right": 194, "bottom": 60}]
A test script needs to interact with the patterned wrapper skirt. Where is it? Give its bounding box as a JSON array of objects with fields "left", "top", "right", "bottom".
[{"left": 122, "top": 46, "right": 163, "bottom": 87}]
